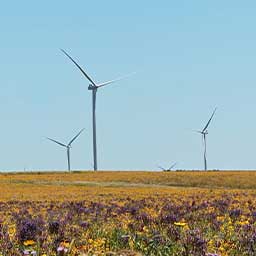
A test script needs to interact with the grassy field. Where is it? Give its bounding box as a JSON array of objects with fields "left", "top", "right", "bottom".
[
  {"left": 0, "top": 170, "right": 255, "bottom": 201},
  {"left": 0, "top": 171, "right": 256, "bottom": 255},
  {"left": 1, "top": 171, "right": 256, "bottom": 189}
]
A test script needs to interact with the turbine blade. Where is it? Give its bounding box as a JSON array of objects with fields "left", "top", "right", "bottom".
[
  {"left": 96, "top": 72, "right": 136, "bottom": 88},
  {"left": 202, "top": 107, "right": 217, "bottom": 132},
  {"left": 68, "top": 128, "right": 85, "bottom": 146},
  {"left": 157, "top": 165, "right": 165, "bottom": 171},
  {"left": 60, "top": 49, "right": 97, "bottom": 87},
  {"left": 169, "top": 162, "right": 177, "bottom": 170},
  {"left": 46, "top": 137, "right": 67, "bottom": 147}
]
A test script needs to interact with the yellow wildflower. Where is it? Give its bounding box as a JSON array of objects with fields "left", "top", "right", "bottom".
[
  {"left": 217, "top": 216, "right": 225, "bottom": 222},
  {"left": 23, "top": 240, "right": 36, "bottom": 246},
  {"left": 143, "top": 226, "right": 149, "bottom": 232},
  {"left": 238, "top": 220, "right": 249, "bottom": 226},
  {"left": 60, "top": 240, "right": 70, "bottom": 248},
  {"left": 174, "top": 222, "right": 187, "bottom": 227}
]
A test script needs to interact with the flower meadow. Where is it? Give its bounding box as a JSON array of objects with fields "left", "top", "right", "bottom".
[{"left": 0, "top": 172, "right": 256, "bottom": 255}]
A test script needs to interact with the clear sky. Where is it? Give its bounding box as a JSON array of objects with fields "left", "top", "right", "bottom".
[{"left": 0, "top": 1, "right": 256, "bottom": 171}]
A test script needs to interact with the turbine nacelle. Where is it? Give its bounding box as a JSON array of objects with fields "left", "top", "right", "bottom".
[
  {"left": 88, "top": 84, "right": 97, "bottom": 90},
  {"left": 198, "top": 130, "right": 208, "bottom": 135}
]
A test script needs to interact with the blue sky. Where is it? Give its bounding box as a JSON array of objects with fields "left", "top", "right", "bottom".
[{"left": 0, "top": 1, "right": 256, "bottom": 171}]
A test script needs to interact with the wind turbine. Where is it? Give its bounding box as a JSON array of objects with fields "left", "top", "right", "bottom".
[
  {"left": 196, "top": 108, "right": 217, "bottom": 171},
  {"left": 158, "top": 162, "right": 177, "bottom": 172},
  {"left": 61, "top": 49, "right": 133, "bottom": 171},
  {"left": 47, "top": 128, "right": 85, "bottom": 172}
]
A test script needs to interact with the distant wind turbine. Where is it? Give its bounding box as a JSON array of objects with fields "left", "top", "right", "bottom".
[
  {"left": 61, "top": 49, "right": 133, "bottom": 171},
  {"left": 158, "top": 162, "right": 177, "bottom": 172},
  {"left": 47, "top": 128, "right": 85, "bottom": 172},
  {"left": 196, "top": 108, "right": 217, "bottom": 171}
]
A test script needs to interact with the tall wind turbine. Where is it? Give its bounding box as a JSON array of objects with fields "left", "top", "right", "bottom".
[
  {"left": 197, "top": 108, "right": 217, "bottom": 171},
  {"left": 61, "top": 49, "right": 132, "bottom": 171},
  {"left": 47, "top": 128, "right": 84, "bottom": 172}
]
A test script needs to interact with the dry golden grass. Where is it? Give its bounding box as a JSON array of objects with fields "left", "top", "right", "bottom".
[
  {"left": 0, "top": 181, "right": 199, "bottom": 201},
  {"left": 1, "top": 170, "right": 256, "bottom": 186},
  {"left": 0, "top": 171, "right": 255, "bottom": 201}
]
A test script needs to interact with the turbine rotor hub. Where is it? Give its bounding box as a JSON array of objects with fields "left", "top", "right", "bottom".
[{"left": 88, "top": 84, "right": 96, "bottom": 90}]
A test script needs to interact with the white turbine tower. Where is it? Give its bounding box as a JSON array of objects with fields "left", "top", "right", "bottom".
[
  {"left": 47, "top": 128, "right": 85, "bottom": 172},
  {"left": 196, "top": 108, "right": 217, "bottom": 171},
  {"left": 61, "top": 49, "right": 133, "bottom": 171}
]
